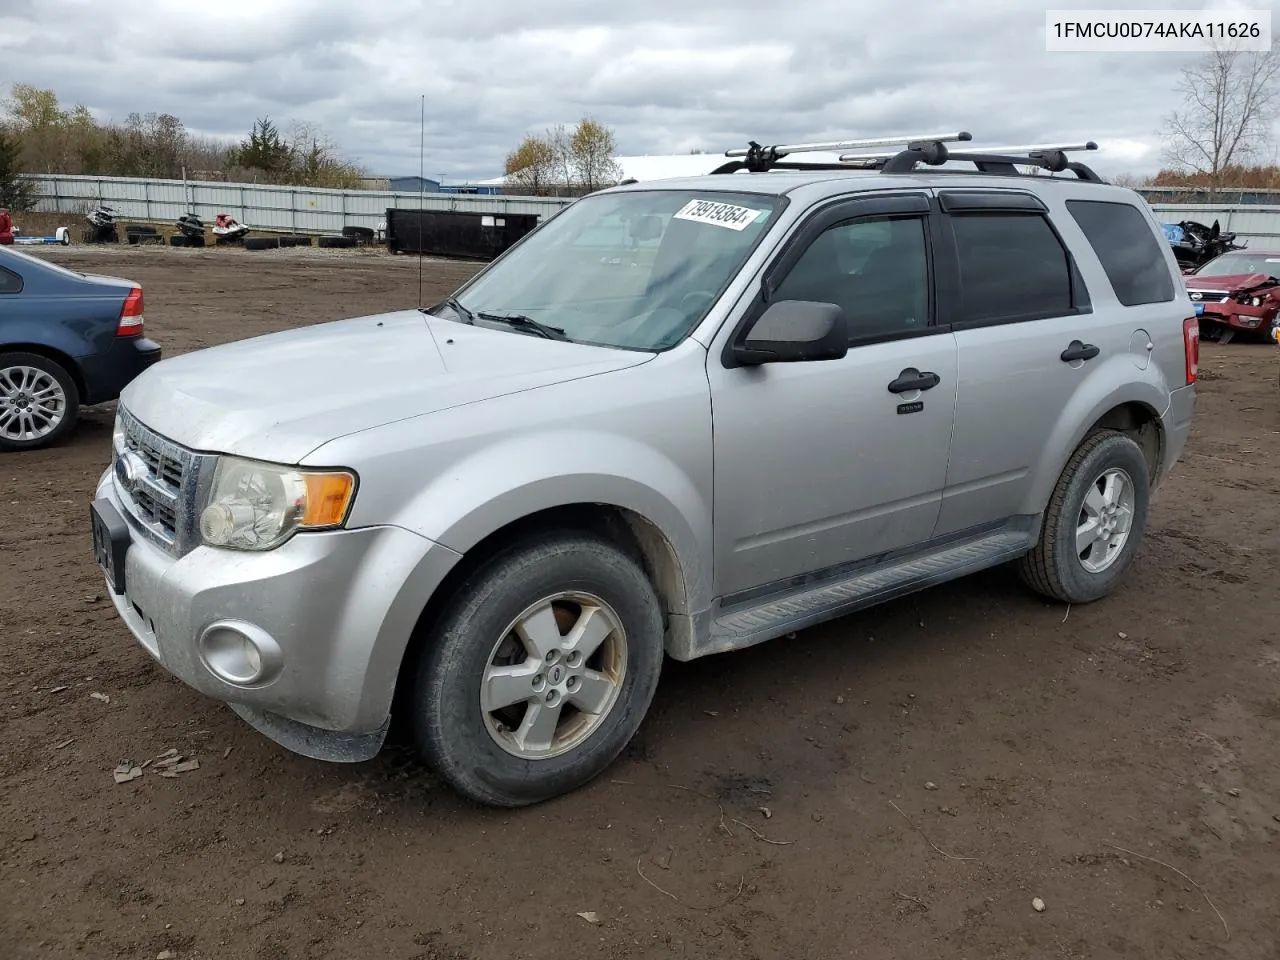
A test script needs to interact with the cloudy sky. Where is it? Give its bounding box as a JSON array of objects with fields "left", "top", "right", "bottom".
[{"left": 0, "top": 0, "right": 1271, "bottom": 182}]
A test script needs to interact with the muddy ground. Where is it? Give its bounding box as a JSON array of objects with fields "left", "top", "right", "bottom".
[{"left": 2, "top": 245, "right": 1279, "bottom": 960}]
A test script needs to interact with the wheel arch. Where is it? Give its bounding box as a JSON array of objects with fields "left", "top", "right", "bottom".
[
  {"left": 389, "top": 501, "right": 696, "bottom": 726},
  {"left": 0, "top": 342, "right": 87, "bottom": 402},
  {"left": 1023, "top": 382, "right": 1168, "bottom": 519}
]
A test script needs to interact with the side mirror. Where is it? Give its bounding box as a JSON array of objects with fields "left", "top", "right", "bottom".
[{"left": 731, "top": 300, "right": 849, "bottom": 365}]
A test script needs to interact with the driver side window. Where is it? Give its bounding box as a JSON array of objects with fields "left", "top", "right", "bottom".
[{"left": 772, "top": 215, "right": 930, "bottom": 342}]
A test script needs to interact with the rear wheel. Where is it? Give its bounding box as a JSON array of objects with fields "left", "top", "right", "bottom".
[
  {"left": 0, "top": 352, "right": 79, "bottom": 451},
  {"left": 1017, "top": 430, "right": 1150, "bottom": 604},
  {"left": 411, "top": 531, "right": 664, "bottom": 807}
]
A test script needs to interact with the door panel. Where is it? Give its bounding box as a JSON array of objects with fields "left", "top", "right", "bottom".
[
  {"left": 933, "top": 195, "right": 1118, "bottom": 535},
  {"left": 710, "top": 335, "right": 958, "bottom": 596},
  {"left": 708, "top": 199, "right": 957, "bottom": 599}
]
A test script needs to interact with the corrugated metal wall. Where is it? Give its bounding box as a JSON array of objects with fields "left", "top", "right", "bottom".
[
  {"left": 26, "top": 174, "right": 571, "bottom": 234},
  {"left": 25, "top": 174, "right": 1280, "bottom": 247}
]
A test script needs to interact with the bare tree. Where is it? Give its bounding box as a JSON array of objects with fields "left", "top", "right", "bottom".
[
  {"left": 546, "top": 123, "right": 574, "bottom": 191},
  {"left": 1162, "top": 40, "right": 1280, "bottom": 199}
]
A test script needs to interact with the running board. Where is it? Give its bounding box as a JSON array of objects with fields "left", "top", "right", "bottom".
[{"left": 702, "top": 528, "right": 1035, "bottom": 657}]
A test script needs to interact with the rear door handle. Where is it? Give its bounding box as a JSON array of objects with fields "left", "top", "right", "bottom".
[
  {"left": 1061, "top": 340, "right": 1100, "bottom": 362},
  {"left": 887, "top": 368, "right": 941, "bottom": 393}
]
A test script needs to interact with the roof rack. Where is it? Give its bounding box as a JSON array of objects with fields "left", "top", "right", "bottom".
[
  {"left": 712, "top": 132, "right": 972, "bottom": 174},
  {"left": 843, "top": 141, "right": 1104, "bottom": 182},
  {"left": 709, "top": 132, "right": 1105, "bottom": 183}
]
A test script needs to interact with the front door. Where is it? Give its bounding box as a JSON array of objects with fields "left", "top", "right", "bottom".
[{"left": 708, "top": 193, "right": 959, "bottom": 599}]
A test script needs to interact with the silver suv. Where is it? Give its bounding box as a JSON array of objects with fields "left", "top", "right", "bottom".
[{"left": 91, "top": 133, "right": 1199, "bottom": 806}]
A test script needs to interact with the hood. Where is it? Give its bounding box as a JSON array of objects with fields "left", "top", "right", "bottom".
[
  {"left": 1184, "top": 272, "right": 1274, "bottom": 293},
  {"left": 121, "top": 309, "right": 652, "bottom": 463}
]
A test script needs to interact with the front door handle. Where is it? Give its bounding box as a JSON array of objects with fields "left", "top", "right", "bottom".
[
  {"left": 887, "top": 368, "right": 941, "bottom": 393},
  {"left": 1061, "top": 340, "right": 1101, "bottom": 362}
]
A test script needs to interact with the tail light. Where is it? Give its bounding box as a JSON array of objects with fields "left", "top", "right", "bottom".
[
  {"left": 117, "top": 287, "right": 144, "bottom": 337},
  {"left": 1182, "top": 316, "right": 1199, "bottom": 384}
]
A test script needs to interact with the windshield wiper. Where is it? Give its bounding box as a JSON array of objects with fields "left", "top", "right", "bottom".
[
  {"left": 440, "top": 296, "right": 475, "bottom": 324},
  {"left": 476, "top": 311, "right": 570, "bottom": 341}
]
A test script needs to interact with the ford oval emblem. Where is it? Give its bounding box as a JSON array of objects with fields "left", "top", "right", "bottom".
[
  {"left": 117, "top": 451, "right": 149, "bottom": 492},
  {"left": 1190, "top": 292, "right": 1202, "bottom": 300}
]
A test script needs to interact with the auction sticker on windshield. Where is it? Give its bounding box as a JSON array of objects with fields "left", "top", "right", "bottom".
[{"left": 673, "top": 199, "right": 768, "bottom": 231}]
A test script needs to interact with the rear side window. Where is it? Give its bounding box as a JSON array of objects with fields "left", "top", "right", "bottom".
[
  {"left": 0, "top": 266, "right": 21, "bottom": 294},
  {"left": 949, "top": 213, "right": 1077, "bottom": 323},
  {"left": 1066, "top": 199, "right": 1175, "bottom": 306}
]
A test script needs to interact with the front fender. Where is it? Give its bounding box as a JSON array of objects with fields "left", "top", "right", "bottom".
[
  {"left": 1020, "top": 359, "right": 1171, "bottom": 518},
  {"left": 386, "top": 429, "right": 712, "bottom": 618}
]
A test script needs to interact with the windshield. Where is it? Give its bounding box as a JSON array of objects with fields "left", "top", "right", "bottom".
[
  {"left": 442, "top": 189, "right": 784, "bottom": 350},
  {"left": 1194, "top": 253, "right": 1280, "bottom": 278}
]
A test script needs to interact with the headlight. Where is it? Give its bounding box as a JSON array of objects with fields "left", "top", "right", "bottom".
[
  {"left": 1250, "top": 297, "right": 1262, "bottom": 307},
  {"left": 199, "top": 456, "right": 357, "bottom": 551}
]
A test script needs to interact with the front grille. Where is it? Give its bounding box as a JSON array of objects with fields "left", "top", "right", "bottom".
[
  {"left": 1187, "top": 290, "right": 1231, "bottom": 303},
  {"left": 112, "top": 407, "right": 208, "bottom": 556}
]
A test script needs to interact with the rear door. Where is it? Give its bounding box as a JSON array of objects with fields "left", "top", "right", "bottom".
[
  {"left": 931, "top": 188, "right": 1122, "bottom": 536},
  {"left": 708, "top": 191, "right": 959, "bottom": 598}
]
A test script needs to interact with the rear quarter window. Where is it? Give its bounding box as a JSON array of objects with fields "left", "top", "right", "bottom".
[
  {"left": 0, "top": 266, "right": 21, "bottom": 294},
  {"left": 1065, "top": 199, "right": 1175, "bottom": 306}
]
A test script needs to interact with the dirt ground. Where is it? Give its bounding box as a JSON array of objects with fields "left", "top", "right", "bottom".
[{"left": 3, "top": 245, "right": 1279, "bottom": 960}]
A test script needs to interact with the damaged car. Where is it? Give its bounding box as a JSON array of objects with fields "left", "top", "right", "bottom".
[{"left": 1182, "top": 249, "right": 1280, "bottom": 343}]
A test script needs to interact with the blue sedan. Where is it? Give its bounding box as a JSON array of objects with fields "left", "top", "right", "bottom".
[{"left": 0, "top": 248, "right": 161, "bottom": 450}]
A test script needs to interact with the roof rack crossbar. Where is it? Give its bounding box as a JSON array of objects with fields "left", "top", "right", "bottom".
[
  {"left": 719, "top": 131, "right": 971, "bottom": 173},
  {"left": 839, "top": 141, "right": 1098, "bottom": 162},
  {"left": 877, "top": 143, "right": 1105, "bottom": 183},
  {"left": 725, "top": 131, "right": 971, "bottom": 158}
]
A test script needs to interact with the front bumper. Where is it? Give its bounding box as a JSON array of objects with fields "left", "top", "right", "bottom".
[
  {"left": 1196, "top": 303, "right": 1278, "bottom": 335},
  {"left": 93, "top": 468, "right": 461, "bottom": 760}
]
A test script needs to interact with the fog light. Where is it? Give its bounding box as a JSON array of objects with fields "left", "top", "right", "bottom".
[{"left": 198, "top": 620, "right": 282, "bottom": 687}]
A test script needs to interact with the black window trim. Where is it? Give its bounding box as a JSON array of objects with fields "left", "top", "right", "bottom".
[
  {"left": 0, "top": 265, "right": 22, "bottom": 294},
  {"left": 720, "top": 190, "right": 946, "bottom": 368},
  {"left": 933, "top": 199, "right": 1093, "bottom": 331},
  {"left": 1063, "top": 196, "right": 1177, "bottom": 306}
]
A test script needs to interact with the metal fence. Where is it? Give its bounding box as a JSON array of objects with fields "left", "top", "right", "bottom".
[
  {"left": 23, "top": 173, "right": 1280, "bottom": 247},
  {"left": 26, "top": 174, "right": 571, "bottom": 235}
]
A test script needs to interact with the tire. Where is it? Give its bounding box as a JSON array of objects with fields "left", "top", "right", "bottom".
[
  {"left": 412, "top": 531, "right": 665, "bottom": 807},
  {"left": 1017, "top": 430, "right": 1151, "bottom": 604},
  {"left": 342, "top": 226, "right": 375, "bottom": 243},
  {"left": 169, "top": 234, "right": 188, "bottom": 247},
  {"left": 0, "top": 351, "right": 80, "bottom": 452},
  {"left": 318, "top": 235, "right": 355, "bottom": 249},
  {"left": 243, "top": 237, "right": 280, "bottom": 251}
]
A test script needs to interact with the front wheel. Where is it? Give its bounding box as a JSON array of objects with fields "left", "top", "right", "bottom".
[
  {"left": 1017, "top": 430, "right": 1151, "bottom": 604},
  {"left": 412, "top": 531, "right": 665, "bottom": 807}
]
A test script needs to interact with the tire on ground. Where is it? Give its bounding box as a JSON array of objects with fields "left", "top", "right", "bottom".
[
  {"left": 0, "top": 351, "right": 80, "bottom": 452},
  {"left": 169, "top": 235, "right": 188, "bottom": 247},
  {"left": 1017, "top": 429, "right": 1152, "bottom": 604},
  {"left": 411, "top": 531, "right": 665, "bottom": 807},
  {"left": 341, "top": 226, "right": 375, "bottom": 242},
  {"left": 318, "top": 235, "right": 355, "bottom": 249},
  {"left": 243, "top": 237, "right": 280, "bottom": 251}
]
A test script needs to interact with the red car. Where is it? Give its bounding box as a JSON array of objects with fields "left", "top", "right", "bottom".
[
  {"left": 0, "top": 208, "right": 13, "bottom": 245},
  {"left": 1183, "top": 249, "right": 1280, "bottom": 343}
]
